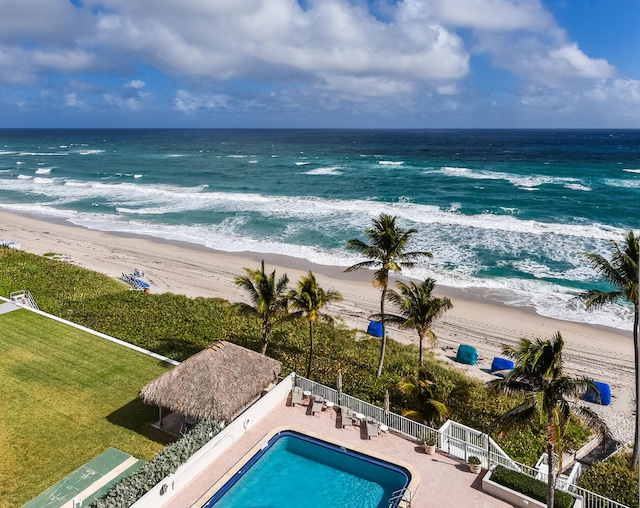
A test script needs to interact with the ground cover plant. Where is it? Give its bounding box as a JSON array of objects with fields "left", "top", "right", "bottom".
[
  {"left": 0, "top": 249, "right": 597, "bottom": 495},
  {"left": 0, "top": 309, "right": 172, "bottom": 507},
  {"left": 576, "top": 452, "right": 638, "bottom": 507}
]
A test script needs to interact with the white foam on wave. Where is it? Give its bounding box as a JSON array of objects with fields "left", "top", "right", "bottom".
[
  {"left": 301, "top": 167, "right": 342, "bottom": 176},
  {"left": 35, "top": 167, "right": 53, "bottom": 175},
  {"left": 0, "top": 151, "right": 17, "bottom": 155},
  {"left": 17, "top": 175, "right": 32, "bottom": 180},
  {"left": 378, "top": 161, "right": 404, "bottom": 166},
  {"left": 623, "top": 169, "right": 640, "bottom": 174},
  {"left": 248, "top": 160, "right": 259, "bottom": 164},
  {"left": 295, "top": 162, "right": 310, "bottom": 166},
  {"left": 19, "top": 151, "right": 68, "bottom": 156},
  {"left": 603, "top": 178, "right": 640, "bottom": 189},
  {"left": 77, "top": 149, "right": 104, "bottom": 155},
  {"left": 564, "top": 183, "right": 591, "bottom": 191},
  {"left": 440, "top": 166, "right": 590, "bottom": 191},
  {"left": 16, "top": 162, "right": 24, "bottom": 165},
  {"left": 134, "top": 174, "right": 143, "bottom": 179}
]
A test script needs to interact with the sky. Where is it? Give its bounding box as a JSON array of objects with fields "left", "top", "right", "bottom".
[{"left": 1, "top": 0, "right": 639, "bottom": 129}]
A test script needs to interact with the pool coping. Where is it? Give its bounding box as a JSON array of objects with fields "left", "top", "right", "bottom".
[{"left": 193, "top": 425, "right": 422, "bottom": 507}]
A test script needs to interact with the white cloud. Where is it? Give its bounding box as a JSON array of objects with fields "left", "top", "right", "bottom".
[
  {"left": 431, "top": 0, "right": 554, "bottom": 31},
  {"left": 64, "top": 92, "right": 82, "bottom": 107},
  {"left": 125, "top": 80, "right": 146, "bottom": 89},
  {"left": 173, "top": 89, "right": 229, "bottom": 113}
]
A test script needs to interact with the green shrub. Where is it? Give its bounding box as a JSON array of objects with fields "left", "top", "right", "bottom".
[
  {"left": 490, "top": 465, "right": 576, "bottom": 508},
  {"left": 577, "top": 452, "right": 638, "bottom": 507},
  {"left": 90, "top": 419, "right": 223, "bottom": 508}
]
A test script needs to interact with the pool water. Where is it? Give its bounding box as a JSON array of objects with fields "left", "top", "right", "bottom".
[{"left": 203, "top": 430, "right": 411, "bottom": 508}]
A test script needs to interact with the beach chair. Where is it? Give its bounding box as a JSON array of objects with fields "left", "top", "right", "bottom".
[
  {"left": 290, "top": 386, "right": 304, "bottom": 406},
  {"left": 310, "top": 396, "right": 324, "bottom": 415}
]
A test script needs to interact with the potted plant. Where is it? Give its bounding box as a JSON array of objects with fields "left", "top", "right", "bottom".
[
  {"left": 468, "top": 455, "right": 482, "bottom": 473},
  {"left": 417, "top": 432, "right": 437, "bottom": 455}
]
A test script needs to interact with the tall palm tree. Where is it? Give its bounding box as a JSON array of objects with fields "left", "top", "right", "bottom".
[
  {"left": 288, "top": 271, "right": 343, "bottom": 378},
  {"left": 581, "top": 230, "right": 639, "bottom": 467},
  {"left": 345, "top": 213, "right": 432, "bottom": 378},
  {"left": 234, "top": 260, "right": 290, "bottom": 355},
  {"left": 385, "top": 278, "right": 452, "bottom": 367},
  {"left": 489, "top": 332, "right": 606, "bottom": 508}
]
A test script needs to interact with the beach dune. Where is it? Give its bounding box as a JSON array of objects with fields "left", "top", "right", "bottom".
[{"left": 0, "top": 209, "right": 634, "bottom": 443}]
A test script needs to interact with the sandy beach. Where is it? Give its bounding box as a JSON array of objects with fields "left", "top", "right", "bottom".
[{"left": 0, "top": 209, "right": 635, "bottom": 444}]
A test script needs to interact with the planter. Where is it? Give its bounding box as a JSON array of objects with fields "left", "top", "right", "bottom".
[
  {"left": 424, "top": 444, "right": 436, "bottom": 455},
  {"left": 469, "top": 463, "right": 482, "bottom": 474},
  {"left": 482, "top": 467, "right": 582, "bottom": 508}
]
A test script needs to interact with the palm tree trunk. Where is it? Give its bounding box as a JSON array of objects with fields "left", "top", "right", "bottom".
[
  {"left": 418, "top": 331, "right": 424, "bottom": 367},
  {"left": 546, "top": 422, "right": 556, "bottom": 508},
  {"left": 306, "top": 321, "right": 314, "bottom": 378},
  {"left": 260, "top": 320, "right": 270, "bottom": 355},
  {"left": 376, "top": 287, "right": 388, "bottom": 378},
  {"left": 633, "top": 302, "right": 640, "bottom": 467}
]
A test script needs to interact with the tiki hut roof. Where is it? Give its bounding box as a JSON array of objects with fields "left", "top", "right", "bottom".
[{"left": 139, "top": 341, "right": 282, "bottom": 423}]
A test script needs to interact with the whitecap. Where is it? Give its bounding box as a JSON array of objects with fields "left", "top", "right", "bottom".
[
  {"left": 378, "top": 161, "right": 404, "bottom": 166},
  {"left": 35, "top": 167, "right": 53, "bottom": 175},
  {"left": 301, "top": 166, "right": 342, "bottom": 176},
  {"left": 623, "top": 169, "right": 640, "bottom": 174},
  {"left": 565, "top": 183, "right": 591, "bottom": 191},
  {"left": 295, "top": 162, "right": 311, "bottom": 166},
  {"left": 134, "top": 174, "right": 143, "bottom": 179},
  {"left": 17, "top": 174, "right": 32, "bottom": 180},
  {"left": 248, "top": 160, "right": 259, "bottom": 164},
  {"left": 78, "top": 149, "right": 104, "bottom": 155}
]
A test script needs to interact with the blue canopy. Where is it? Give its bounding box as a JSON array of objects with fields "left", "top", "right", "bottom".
[
  {"left": 366, "top": 320, "right": 383, "bottom": 338},
  {"left": 455, "top": 344, "right": 478, "bottom": 365},
  {"left": 490, "top": 357, "right": 514, "bottom": 373},
  {"left": 583, "top": 381, "right": 611, "bottom": 406}
]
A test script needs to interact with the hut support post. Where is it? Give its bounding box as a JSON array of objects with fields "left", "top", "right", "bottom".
[{"left": 158, "top": 406, "right": 163, "bottom": 427}]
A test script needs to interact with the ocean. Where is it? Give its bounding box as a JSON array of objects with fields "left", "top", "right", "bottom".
[{"left": 0, "top": 129, "right": 638, "bottom": 332}]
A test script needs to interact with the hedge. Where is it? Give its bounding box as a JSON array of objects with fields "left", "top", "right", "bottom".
[
  {"left": 90, "top": 419, "right": 224, "bottom": 508},
  {"left": 490, "top": 465, "right": 576, "bottom": 508}
]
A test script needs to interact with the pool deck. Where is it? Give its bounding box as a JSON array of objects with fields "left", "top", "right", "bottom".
[{"left": 163, "top": 400, "right": 513, "bottom": 508}]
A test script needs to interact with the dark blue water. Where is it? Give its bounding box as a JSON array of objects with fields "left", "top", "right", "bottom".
[{"left": 1, "top": 129, "right": 638, "bottom": 330}]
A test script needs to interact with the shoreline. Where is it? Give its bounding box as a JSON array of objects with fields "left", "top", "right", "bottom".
[{"left": 0, "top": 208, "right": 635, "bottom": 443}]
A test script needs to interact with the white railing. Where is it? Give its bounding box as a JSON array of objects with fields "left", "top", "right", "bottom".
[
  {"left": 293, "top": 375, "right": 631, "bottom": 508},
  {"left": 10, "top": 290, "right": 39, "bottom": 309}
]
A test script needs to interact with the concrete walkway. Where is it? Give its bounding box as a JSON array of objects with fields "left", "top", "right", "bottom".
[{"left": 0, "top": 301, "right": 19, "bottom": 315}]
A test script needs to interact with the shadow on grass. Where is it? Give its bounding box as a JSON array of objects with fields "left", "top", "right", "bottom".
[{"left": 107, "top": 398, "right": 175, "bottom": 445}]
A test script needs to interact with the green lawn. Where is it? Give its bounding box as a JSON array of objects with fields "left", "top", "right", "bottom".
[{"left": 0, "top": 309, "right": 173, "bottom": 507}]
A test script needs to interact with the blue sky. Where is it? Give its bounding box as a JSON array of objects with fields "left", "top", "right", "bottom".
[{"left": 1, "top": 0, "right": 638, "bottom": 128}]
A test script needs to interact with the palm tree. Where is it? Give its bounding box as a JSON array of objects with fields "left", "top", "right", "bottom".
[
  {"left": 489, "top": 332, "right": 606, "bottom": 508},
  {"left": 400, "top": 366, "right": 472, "bottom": 427},
  {"left": 581, "top": 230, "right": 639, "bottom": 467},
  {"left": 234, "top": 260, "right": 290, "bottom": 355},
  {"left": 385, "top": 278, "right": 452, "bottom": 367},
  {"left": 345, "top": 213, "right": 432, "bottom": 378},
  {"left": 288, "top": 271, "right": 343, "bottom": 378}
]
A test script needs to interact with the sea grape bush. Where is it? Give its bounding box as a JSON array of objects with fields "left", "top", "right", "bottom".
[
  {"left": 90, "top": 419, "right": 223, "bottom": 508},
  {"left": 576, "top": 452, "right": 638, "bottom": 507}
]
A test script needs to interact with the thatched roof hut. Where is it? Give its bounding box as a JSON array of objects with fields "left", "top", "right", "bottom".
[{"left": 139, "top": 341, "right": 282, "bottom": 423}]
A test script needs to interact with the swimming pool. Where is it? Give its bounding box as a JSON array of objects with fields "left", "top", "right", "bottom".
[{"left": 202, "top": 430, "right": 412, "bottom": 508}]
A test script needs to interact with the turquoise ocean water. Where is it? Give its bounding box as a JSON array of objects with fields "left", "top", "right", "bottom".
[{"left": 0, "top": 129, "right": 638, "bottom": 331}]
